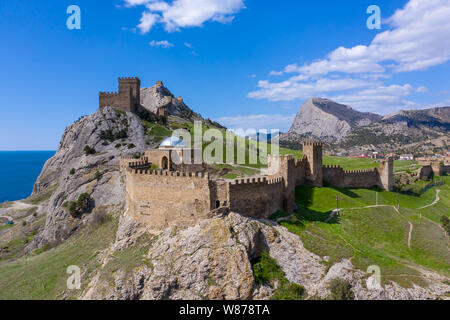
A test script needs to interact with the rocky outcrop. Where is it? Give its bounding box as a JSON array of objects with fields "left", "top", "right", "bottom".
[
  {"left": 285, "top": 98, "right": 381, "bottom": 142},
  {"left": 29, "top": 107, "right": 147, "bottom": 249},
  {"left": 81, "top": 212, "right": 450, "bottom": 300},
  {"left": 140, "top": 82, "right": 201, "bottom": 119}
]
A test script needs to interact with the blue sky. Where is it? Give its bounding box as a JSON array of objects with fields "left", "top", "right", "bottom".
[{"left": 0, "top": 0, "right": 449, "bottom": 150}]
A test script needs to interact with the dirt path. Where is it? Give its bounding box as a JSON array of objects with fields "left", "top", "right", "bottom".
[
  {"left": 0, "top": 201, "right": 40, "bottom": 223},
  {"left": 417, "top": 190, "right": 441, "bottom": 210},
  {"left": 346, "top": 204, "right": 400, "bottom": 214},
  {"left": 407, "top": 221, "right": 414, "bottom": 249}
]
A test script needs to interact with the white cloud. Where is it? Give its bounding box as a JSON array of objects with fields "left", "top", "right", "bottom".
[
  {"left": 124, "top": 0, "right": 246, "bottom": 33},
  {"left": 184, "top": 42, "right": 194, "bottom": 49},
  {"left": 149, "top": 40, "right": 174, "bottom": 48},
  {"left": 138, "top": 12, "right": 160, "bottom": 33},
  {"left": 269, "top": 70, "right": 283, "bottom": 76},
  {"left": 248, "top": 77, "right": 376, "bottom": 101},
  {"left": 248, "top": 0, "right": 450, "bottom": 113},
  {"left": 215, "top": 114, "right": 295, "bottom": 132}
]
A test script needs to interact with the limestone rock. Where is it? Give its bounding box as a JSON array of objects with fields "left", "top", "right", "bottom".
[
  {"left": 29, "top": 107, "right": 147, "bottom": 249},
  {"left": 82, "top": 213, "right": 450, "bottom": 300},
  {"left": 285, "top": 98, "right": 381, "bottom": 142}
]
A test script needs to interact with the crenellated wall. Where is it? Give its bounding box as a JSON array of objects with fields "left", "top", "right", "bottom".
[
  {"left": 226, "top": 177, "right": 286, "bottom": 218},
  {"left": 125, "top": 168, "right": 211, "bottom": 230},
  {"left": 99, "top": 77, "right": 141, "bottom": 113},
  {"left": 122, "top": 141, "right": 394, "bottom": 230}
]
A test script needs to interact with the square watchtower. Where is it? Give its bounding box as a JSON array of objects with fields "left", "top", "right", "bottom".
[
  {"left": 99, "top": 77, "right": 141, "bottom": 113},
  {"left": 302, "top": 141, "right": 323, "bottom": 187}
]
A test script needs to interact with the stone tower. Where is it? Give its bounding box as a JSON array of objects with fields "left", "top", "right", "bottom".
[
  {"left": 118, "top": 77, "right": 141, "bottom": 111},
  {"left": 303, "top": 142, "right": 323, "bottom": 187},
  {"left": 378, "top": 157, "right": 394, "bottom": 191},
  {"left": 99, "top": 77, "right": 141, "bottom": 113},
  {"left": 267, "top": 154, "right": 296, "bottom": 213}
]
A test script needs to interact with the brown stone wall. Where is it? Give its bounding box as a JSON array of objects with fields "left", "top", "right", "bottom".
[
  {"left": 417, "top": 165, "right": 434, "bottom": 180},
  {"left": 145, "top": 149, "right": 172, "bottom": 170},
  {"left": 228, "top": 177, "right": 285, "bottom": 219},
  {"left": 378, "top": 158, "right": 394, "bottom": 191},
  {"left": 99, "top": 77, "right": 141, "bottom": 113},
  {"left": 323, "top": 165, "right": 381, "bottom": 189},
  {"left": 302, "top": 142, "right": 323, "bottom": 187},
  {"left": 125, "top": 169, "right": 212, "bottom": 230},
  {"left": 120, "top": 156, "right": 149, "bottom": 170}
]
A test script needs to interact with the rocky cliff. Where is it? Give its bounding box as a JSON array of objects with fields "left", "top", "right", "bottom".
[
  {"left": 286, "top": 98, "right": 381, "bottom": 142},
  {"left": 281, "top": 98, "right": 449, "bottom": 155}
]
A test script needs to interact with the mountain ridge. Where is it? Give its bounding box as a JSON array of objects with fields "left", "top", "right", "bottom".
[{"left": 281, "top": 98, "right": 450, "bottom": 155}]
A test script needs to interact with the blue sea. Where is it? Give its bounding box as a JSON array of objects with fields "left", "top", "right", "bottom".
[{"left": 0, "top": 151, "right": 55, "bottom": 203}]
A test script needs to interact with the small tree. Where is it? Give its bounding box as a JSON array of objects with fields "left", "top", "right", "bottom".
[
  {"left": 65, "top": 193, "right": 92, "bottom": 218},
  {"left": 69, "top": 168, "right": 75, "bottom": 175},
  {"left": 83, "top": 145, "right": 96, "bottom": 156},
  {"left": 328, "top": 278, "right": 355, "bottom": 300}
]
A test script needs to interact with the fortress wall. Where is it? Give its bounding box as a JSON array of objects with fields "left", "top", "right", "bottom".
[
  {"left": 322, "top": 165, "right": 346, "bottom": 187},
  {"left": 228, "top": 177, "right": 285, "bottom": 219},
  {"left": 210, "top": 180, "right": 230, "bottom": 208},
  {"left": 418, "top": 165, "right": 434, "bottom": 180},
  {"left": 444, "top": 165, "right": 450, "bottom": 175},
  {"left": 342, "top": 169, "right": 380, "bottom": 188},
  {"left": 99, "top": 89, "right": 132, "bottom": 113},
  {"left": 323, "top": 165, "right": 380, "bottom": 188},
  {"left": 125, "top": 169, "right": 211, "bottom": 230},
  {"left": 120, "top": 156, "right": 149, "bottom": 170},
  {"left": 145, "top": 149, "right": 172, "bottom": 169},
  {"left": 294, "top": 158, "right": 307, "bottom": 186}
]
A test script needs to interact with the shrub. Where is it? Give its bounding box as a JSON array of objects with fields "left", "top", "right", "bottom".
[
  {"left": 94, "top": 171, "right": 102, "bottom": 181},
  {"left": 114, "top": 129, "right": 128, "bottom": 140},
  {"left": 64, "top": 193, "right": 92, "bottom": 218},
  {"left": 328, "top": 278, "right": 354, "bottom": 300},
  {"left": 69, "top": 168, "right": 75, "bottom": 175},
  {"left": 83, "top": 145, "right": 96, "bottom": 156},
  {"left": 127, "top": 143, "right": 136, "bottom": 149},
  {"left": 115, "top": 143, "right": 122, "bottom": 148},
  {"left": 99, "top": 129, "right": 115, "bottom": 141}
]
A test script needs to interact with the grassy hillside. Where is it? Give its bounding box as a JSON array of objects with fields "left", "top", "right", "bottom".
[
  {"left": 273, "top": 176, "right": 450, "bottom": 288},
  {"left": 0, "top": 215, "right": 118, "bottom": 299}
]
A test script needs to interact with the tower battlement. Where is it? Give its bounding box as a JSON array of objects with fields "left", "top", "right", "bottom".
[{"left": 99, "top": 76, "right": 141, "bottom": 113}]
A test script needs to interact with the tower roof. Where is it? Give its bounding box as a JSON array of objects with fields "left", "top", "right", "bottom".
[{"left": 159, "top": 136, "right": 186, "bottom": 148}]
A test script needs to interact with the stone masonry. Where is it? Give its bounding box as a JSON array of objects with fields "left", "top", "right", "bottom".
[{"left": 120, "top": 141, "right": 394, "bottom": 230}]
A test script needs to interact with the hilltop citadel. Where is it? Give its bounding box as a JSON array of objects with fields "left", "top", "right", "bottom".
[{"left": 102, "top": 77, "right": 395, "bottom": 230}]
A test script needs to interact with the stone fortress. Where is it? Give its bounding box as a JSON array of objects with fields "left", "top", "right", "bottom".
[{"left": 101, "top": 77, "right": 394, "bottom": 230}]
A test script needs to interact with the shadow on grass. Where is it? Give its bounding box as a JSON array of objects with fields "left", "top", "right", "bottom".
[
  {"left": 328, "top": 187, "right": 360, "bottom": 199},
  {"left": 295, "top": 206, "right": 341, "bottom": 225}
]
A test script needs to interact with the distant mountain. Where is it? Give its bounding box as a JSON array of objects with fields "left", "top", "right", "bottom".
[
  {"left": 281, "top": 98, "right": 450, "bottom": 155},
  {"left": 286, "top": 98, "right": 381, "bottom": 142}
]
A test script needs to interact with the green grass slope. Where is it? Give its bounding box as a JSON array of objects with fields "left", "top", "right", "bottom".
[{"left": 275, "top": 176, "right": 450, "bottom": 288}]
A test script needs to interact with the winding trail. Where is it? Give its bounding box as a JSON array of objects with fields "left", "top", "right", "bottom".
[{"left": 417, "top": 190, "right": 441, "bottom": 210}]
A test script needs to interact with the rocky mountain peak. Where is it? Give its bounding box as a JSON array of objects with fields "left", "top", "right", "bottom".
[
  {"left": 287, "top": 98, "right": 381, "bottom": 142},
  {"left": 140, "top": 82, "right": 199, "bottom": 119}
]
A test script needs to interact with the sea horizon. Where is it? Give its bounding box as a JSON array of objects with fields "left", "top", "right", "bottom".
[{"left": 0, "top": 151, "right": 55, "bottom": 203}]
